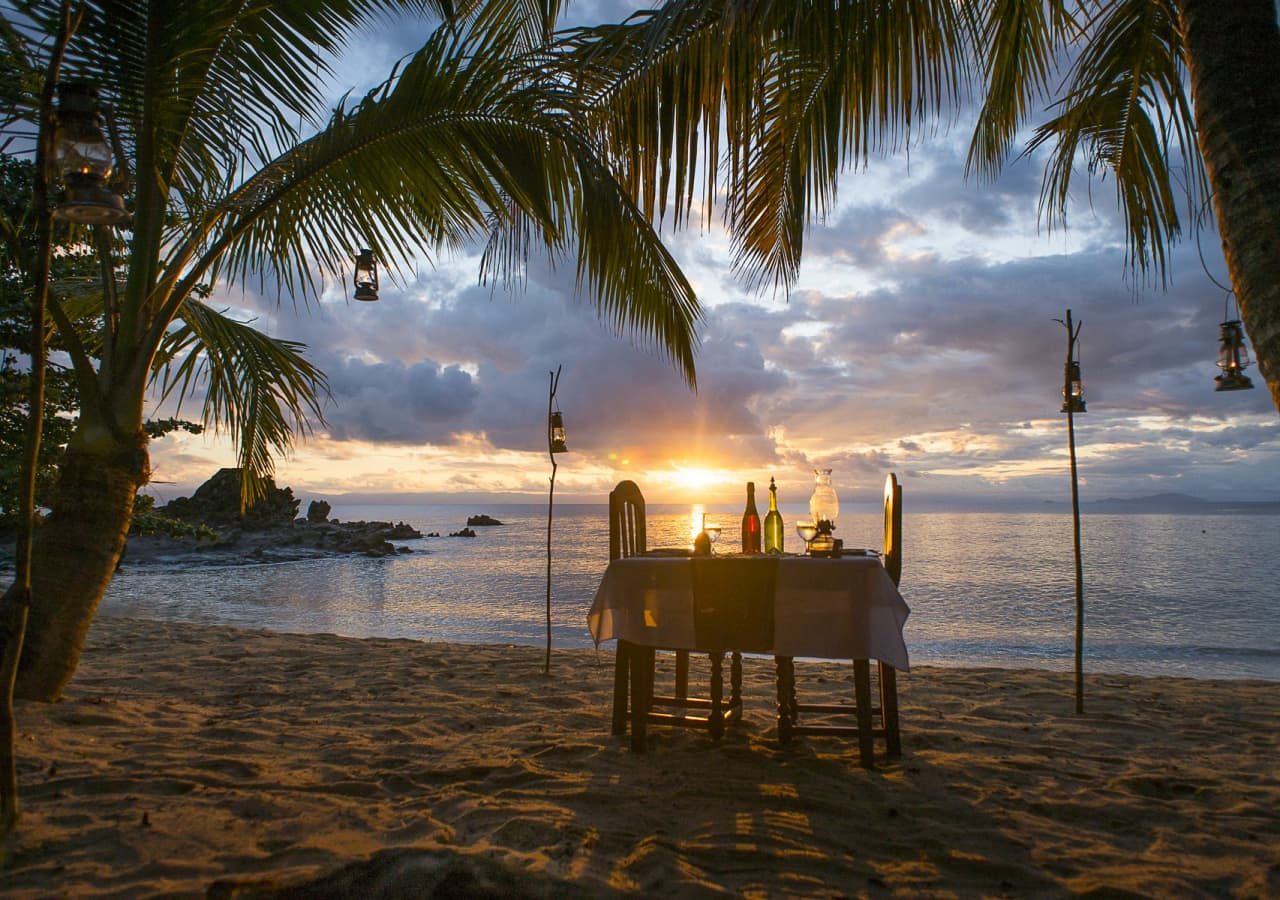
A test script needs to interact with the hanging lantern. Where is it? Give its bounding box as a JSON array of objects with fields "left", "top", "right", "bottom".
[
  {"left": 353, "top": 249, "right": 379, "bottom": 301},
  {"left": 1061, "top": 360, "right": 1087, "bottom": 413},
  {"left": 52, "top": 82, "right": 128, "bottom": 225},
  {"left": 549, "top": 410, "right": 568, "bottom": 454},
  {"left": 1214, "top": 319, "right": 1255, "bottom": 391}
]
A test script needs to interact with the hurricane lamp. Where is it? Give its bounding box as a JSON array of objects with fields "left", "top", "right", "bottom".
[
  {"left": 1214, "top": 319, "right": 1255, "bottom": 391},
  {"left": 549, "top": 410, "right": 567, "bottom": 454},
  {"left": 53, "top": 82, "right": 128, "bottom": 225},
  {"left": 353, "top": 249, "right": 379, "bottom": 301},
  {"left": 1061, "top": 360, "right": 1087, "bottom": 413},
  {"left": 809, "top": 468, "right": 840, "bottom": 536}
]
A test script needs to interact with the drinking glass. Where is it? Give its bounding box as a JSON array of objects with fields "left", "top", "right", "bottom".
[
  {"left": 795, "top": 521, "right": 818, "bottom": 554},
  {"left": 703, "top": 523, "right": 722, "bottom": 554}
]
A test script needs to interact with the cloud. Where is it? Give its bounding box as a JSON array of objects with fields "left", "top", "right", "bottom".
[{"left": 322, "top": 358, "right": 479, "bottom": 443}]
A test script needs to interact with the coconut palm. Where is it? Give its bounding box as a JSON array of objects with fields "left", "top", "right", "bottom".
[
  {"left": 0, "top": 0, "right": 700, "bottom": 701},
  {"left": 564, "top": 0, "right": 1280, "bottom": 409}
]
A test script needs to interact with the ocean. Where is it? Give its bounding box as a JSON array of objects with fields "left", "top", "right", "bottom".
[{"left": 100, "top": 503, "right": 1280, "bottom": 681}]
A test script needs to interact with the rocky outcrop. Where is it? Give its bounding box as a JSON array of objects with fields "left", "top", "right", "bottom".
[
  {"left": 466, "top": 514, "right": 503, "bottom": 526},
  {"left": 161, "top": 468, "right": 299, "bottom": 528},
  {"left": 122, "top": 516, "right": 423, "bottom": 567},
  {"left": 120, "top": 470, "right": 424, "bottom": 567}
]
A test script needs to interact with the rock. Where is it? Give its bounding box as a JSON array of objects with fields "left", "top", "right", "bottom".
[
  {"left": 121, "top": 517, "right": 422, "bottom": 567},
  {"left": 450, "top": 527, "right": 477, "bottom": 538},
  {"left": 161, "top": 468, "right": 299, "bottom": 530},
  {"left": 306, "top": 500, "right": 331, "bottom": 523},
  {"left": 466, "top": 514, "right": 504, "bottom": 526}
]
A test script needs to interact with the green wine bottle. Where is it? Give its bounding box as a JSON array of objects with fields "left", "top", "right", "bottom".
[{"left": 764, "top": 477, "right": 785, "bottom": 554}]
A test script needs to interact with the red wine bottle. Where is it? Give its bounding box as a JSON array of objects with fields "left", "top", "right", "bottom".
[{"left": 741, "top": 482, "right": 762, "bottom": 554}]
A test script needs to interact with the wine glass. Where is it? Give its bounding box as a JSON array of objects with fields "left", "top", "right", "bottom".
[
  {"left": 795, "top": 521, "right": 818, "bottom": 554},
  {"left": 703, "top": 522, "right": 722, "bottom": 554}
]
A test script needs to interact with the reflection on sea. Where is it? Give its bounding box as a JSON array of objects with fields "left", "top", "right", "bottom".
[{"left": 102, "top": 504, "right": 1280, "bottom": 681}]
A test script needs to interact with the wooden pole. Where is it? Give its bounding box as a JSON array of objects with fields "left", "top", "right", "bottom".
[
  {"left": 544, "top": 365, "right": 562, "bottom": 675},
  {"left": 1061, "top": 310, "right": 1086, "bottom": 715}
]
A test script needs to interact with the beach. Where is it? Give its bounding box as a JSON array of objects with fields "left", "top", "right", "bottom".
[{"left": 4, "top": 615, "right": 1278, "bottom": 897}]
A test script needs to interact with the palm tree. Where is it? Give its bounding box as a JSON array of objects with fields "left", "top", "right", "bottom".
[
  {"left": 0, "top": 0, "right": 701, "bottom": 702},
  {"left": 564, "top": 0, "right": 1280, "bottom": 409}
]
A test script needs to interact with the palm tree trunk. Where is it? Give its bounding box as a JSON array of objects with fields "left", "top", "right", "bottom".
[
  {"left": 4, "top": 432, "right": 148, "bottom": 702},
  {"left": 1179, "top": 0, "right": 1280, "bottom": 411}
]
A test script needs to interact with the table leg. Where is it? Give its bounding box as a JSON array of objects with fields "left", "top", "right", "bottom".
[
  {"left": 709, "top": 651, "right": 725, "bottom": 741},
  {"left": 630, "top": 645, "right": 654, "bottom": 752},
  {"left": 730, "top": 650, "right": 743, "bottom": 710},
  {"left": 786, "top": 657, "right": 797, "bottom": 723},
  {"left": 611, "top": 640, "right": 631, "bottom": 736},
  {"left": 775, "top": 656, "right": 794, "bottom": 744},
  {"left": 853, "top": 659, "right": 875, "bottom": 768}
]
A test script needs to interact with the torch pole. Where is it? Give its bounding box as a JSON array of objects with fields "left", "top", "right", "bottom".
[
  {"left": 1063, "top": 310, "right": 1085, "bottom": 715},
  {"left": 544, "top": 365, "right": 562, "bottom": 675}
]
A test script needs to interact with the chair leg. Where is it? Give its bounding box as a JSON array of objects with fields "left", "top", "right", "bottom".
[
  {"left": 853, "top": 659, "right": 875, "bottom": 769},
  {"left": 629, "top": 645, "right": 654, "bottom": 752},
  {"left": 880, "top": 661, "right": 901, "bottom": 757},
  {"left": 708, "top": 652, "right": 725, "bottom": 741},
  {"left": 612, "top": 641, "right": 631, "bottom": 736},
  {"left": 730, "top": 651, "right": 743, "bottom": 709}
]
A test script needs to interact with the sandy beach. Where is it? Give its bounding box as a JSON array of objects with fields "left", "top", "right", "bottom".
[{"left": 3, "top": 615, "right": 1277, "bottom": 897}]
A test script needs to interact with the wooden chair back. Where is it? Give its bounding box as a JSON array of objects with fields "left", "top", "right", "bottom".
[
  {"left": 883, "top": 473, "right": 903, "bottom": 586},
  {"left": 609, "top": 480, "right": 647, "bottom": 561}
]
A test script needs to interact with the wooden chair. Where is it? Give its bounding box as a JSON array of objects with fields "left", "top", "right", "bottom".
[
  {"left": 774, "top": 472, "right": 903, "bottom": 767},
  {"left": 608, "top": 480, "right": 742, "bottom": 751}
]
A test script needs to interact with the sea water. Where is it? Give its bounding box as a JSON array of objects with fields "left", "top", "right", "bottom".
[{"left": 100, "top": 503, "right": 1280, "bottom": 681}]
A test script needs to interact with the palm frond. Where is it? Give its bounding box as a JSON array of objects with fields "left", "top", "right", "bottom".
[
  {"left": 964, "top": 0, "right": 1076, "bottom": 179},
  {"left": 153, "top": 299, "right": 330, "bottom": 510},
  {"left": 729, "top": 1, "right": 969, "bottom": 291},
  {"left": 469, "top": 0, "right": 565, "bottom": 49},
  {"left": 562, "top": 0, "right": 969, "bottom": 293},
  {"left": 1025, "top": 0, "right": 1205, "bottom": 279},
  {"left": 167, "top": 16, "right": 700, "bottom": 383}
]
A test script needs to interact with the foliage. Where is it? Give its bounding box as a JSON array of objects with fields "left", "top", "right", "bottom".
[
  {"left": 127, "top": 494, "right": 218, "bottom": 543},
  {"left": 0, "top": 155, "right": 206, "bottom": 524},
  {"left": 0, "top": 156, "right": 85, "bottom": 525}
]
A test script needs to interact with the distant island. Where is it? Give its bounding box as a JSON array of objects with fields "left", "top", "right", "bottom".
[{"left": 1045, "top": 492, "right": 1280, "bottom": 515}]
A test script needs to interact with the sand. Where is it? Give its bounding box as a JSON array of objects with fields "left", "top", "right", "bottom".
[{"left": 3, "top": 615, "right": 1277, "bottom": 897}]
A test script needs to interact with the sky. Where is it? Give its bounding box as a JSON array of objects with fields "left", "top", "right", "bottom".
[{"left": 140, "top": 2, "right": 1280, "bottom": 511}]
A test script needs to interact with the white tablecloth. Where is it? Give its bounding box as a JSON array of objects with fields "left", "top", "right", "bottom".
[{"left": 587, "top": 555, "right": 910, "bottom": 671}]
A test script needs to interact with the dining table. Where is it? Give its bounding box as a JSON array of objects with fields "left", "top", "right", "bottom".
[{"left": 587, "top": 551, "right": 910, "bottom": 762}]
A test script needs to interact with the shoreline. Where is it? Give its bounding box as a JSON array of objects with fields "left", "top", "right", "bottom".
[{"left": 4, "top": 615, "right": 1278, "bottom": 897}]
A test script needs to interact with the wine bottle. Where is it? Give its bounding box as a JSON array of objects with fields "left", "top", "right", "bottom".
[
  {"left": 764, "top": 477, "right": 785, "bottom": 554},
  {"left": 741, "top": 482, "right": 762, "bottom": 554}
]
